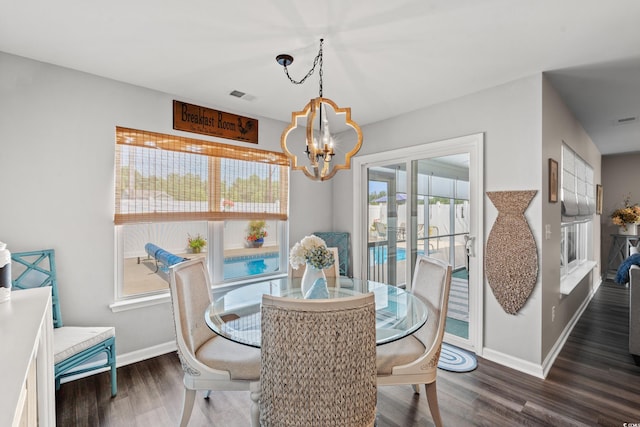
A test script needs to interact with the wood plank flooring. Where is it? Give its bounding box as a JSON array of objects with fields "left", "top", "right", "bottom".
[{"left": 56, "top": 282, "right": 640, "bottom": 426}]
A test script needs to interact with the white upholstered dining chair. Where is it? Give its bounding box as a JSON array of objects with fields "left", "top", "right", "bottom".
[
  {"left": 376, "top": 255, "right": 452, "bottom": 427},
  {"left": 259, "top": 293, "right": 377, "bottom": 427},
  {"left": 168, "top": 258, "right": 261, "bottom": 427}
]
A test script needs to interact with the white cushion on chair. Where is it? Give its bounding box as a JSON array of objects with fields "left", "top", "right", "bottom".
[
  {"left": 196, "top": 335, "right": 261, "bottom": 380},
  {"left": 53, "top": 326, "right": 115, "bottom": 364},
  {"left": 376, "top": 335, "right": 425, "bottom": 375}
]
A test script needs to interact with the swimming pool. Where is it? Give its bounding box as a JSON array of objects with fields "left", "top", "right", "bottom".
[
  {"left": 369, "top": 246, "right": 424, "bottom": 265},
  {"left": 223, "top": 252, "right": 281, "bottom": 280},
  {"left": 223, "top": 246, "right": 421, "bottom": 279}
]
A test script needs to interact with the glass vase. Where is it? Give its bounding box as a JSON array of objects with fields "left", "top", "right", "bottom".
[{"left": 301, "top": 264, "right": 326, "bottom": 298}]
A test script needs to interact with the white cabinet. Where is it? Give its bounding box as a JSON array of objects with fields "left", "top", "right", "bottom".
[{"left": 0, "top": 288, "right": 55, "bottom": 426}]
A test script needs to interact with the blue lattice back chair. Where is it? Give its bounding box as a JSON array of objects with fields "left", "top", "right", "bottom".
[
  {"left": 11, "top": 249, "right": 117, "bottom": 396},
  {"left": 312, "top": 232, "right": 354, "bottom": 288},
  {"left": 313, "top": 231, "right": 351, "bottom": 277}
]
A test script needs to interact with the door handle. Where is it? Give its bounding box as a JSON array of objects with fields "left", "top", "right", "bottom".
[{"left": 464, "top": 235, "right": 475, "bottom": 258}]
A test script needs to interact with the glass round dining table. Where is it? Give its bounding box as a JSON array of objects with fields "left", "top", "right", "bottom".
[{"left": 205, "top": 277, "right": 428, "bottom": 347}]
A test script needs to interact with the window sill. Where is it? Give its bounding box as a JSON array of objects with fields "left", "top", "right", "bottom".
[
  {"left": 560, "top": 260, "right": 597, "bottom": 295},
  {"left": 110, "top": 292, "right": 170, "bottom": 312}
]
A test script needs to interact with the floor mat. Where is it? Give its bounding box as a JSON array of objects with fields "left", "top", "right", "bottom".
[{"left": 437, "top": 342, "right": 477, "bottom": 372}]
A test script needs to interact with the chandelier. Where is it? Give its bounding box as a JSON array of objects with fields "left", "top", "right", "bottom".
[{"left": 277, "top": 39, "right": 363, "bottom": 181}]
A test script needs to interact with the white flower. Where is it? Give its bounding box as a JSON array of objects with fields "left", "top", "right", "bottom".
[
  {"left": 289, "top": 242, "right": 307, "bottom": 269},
  {"left": 289, "top": 235, "right": 334, "bottom": 270}
]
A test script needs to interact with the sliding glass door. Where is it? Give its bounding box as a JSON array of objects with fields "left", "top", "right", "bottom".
[{"left": 355, "top": 134, "right": 483, "bottom": 351}]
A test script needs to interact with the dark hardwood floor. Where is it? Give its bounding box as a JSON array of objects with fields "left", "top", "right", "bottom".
[{"left": 56, "top": 282, "right": 640, "bottom": 426}]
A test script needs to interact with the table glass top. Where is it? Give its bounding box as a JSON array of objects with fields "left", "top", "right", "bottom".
[{"left": 205, "top": 277, "right": 428, "bottom": 347}]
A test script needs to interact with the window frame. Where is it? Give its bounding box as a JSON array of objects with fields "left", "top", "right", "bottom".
[
  {"left": 112, "top": 128, "right": 290, "bottom": 307},
  {"left": 559, "top": 143, "right": 595, "bottom": 287}
]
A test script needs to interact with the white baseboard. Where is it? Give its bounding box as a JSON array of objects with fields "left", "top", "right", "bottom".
[
  {"left": 540, "top": 277, "right": 601, "bottom": 377},
  {"left": 116, "top": 340, "right": 177, "bottom": 367},
  {"left": 481, "top": 347, "right": 546, "bottom": 378},
  {"left": 482, "top": 277, "right": 601, "bottom": 379}
]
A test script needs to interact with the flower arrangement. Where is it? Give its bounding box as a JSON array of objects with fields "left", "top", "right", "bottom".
[
  {"left": 246, "top": 220, "right": 268, "bottom": 242},
  {"left": 611, "top": 194, "right": 640, "bottom": 231},
  {"left": 289, "top": 235, "right": 335, "bottom": 270},
  {"left": 187, "top": 233, "right": 207, "bottom": 253}
]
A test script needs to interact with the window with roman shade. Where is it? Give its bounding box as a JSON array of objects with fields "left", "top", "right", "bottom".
[
  {"left": 560, "top": 142, "right": 596, "bottom": 291},
  {"left": 561, "top": 143, "right": 595, "bottom": 220},
  {"left": 114, "top": 127, "right": 289, "bottom": 225}
]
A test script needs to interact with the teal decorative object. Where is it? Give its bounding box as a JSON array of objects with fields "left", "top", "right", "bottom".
[
  {"left": 313, "top": 231, "right": 350, "bottom": 276},
  {"left": 11, "top": 249, "right": 118, "bottom": 396}
]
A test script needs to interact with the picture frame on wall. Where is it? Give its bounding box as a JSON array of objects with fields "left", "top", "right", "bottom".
[
  {"left": 549, "top": 158, "right": 558, "bottom": 203},
  {"left": 596, "top": 184, "right": 603, "bottom": 215}
]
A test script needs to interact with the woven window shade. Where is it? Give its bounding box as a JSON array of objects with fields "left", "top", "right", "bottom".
[{"left": 114, "top": 127, "right": 289, "bottom": 224}]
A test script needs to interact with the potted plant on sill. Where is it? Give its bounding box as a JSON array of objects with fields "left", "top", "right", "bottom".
[
  {"left": 187, "top": 233, "right": 207, "bottom": 254},
  {"left": 246, "top": 220, "right": 268, "bottom": 248}
]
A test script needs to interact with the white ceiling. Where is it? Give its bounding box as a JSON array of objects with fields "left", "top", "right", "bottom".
[{"left": 2, "top": 0, "right": 640, "bottom": 155}]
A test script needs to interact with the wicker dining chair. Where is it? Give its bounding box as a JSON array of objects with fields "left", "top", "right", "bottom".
[
  {"left": 376, "top": 255, "right": 452, "bottom": 427},
  {"left": 260, "top": 293, "right": 377, "bottom": 427}
]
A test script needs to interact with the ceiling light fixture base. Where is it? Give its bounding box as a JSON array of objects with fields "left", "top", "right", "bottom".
[{"left": 276, "top": 54, "right": 293, "bottom": 67}]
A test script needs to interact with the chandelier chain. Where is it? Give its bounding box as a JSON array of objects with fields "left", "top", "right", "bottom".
[{"left": 282, "top": 39, "right": 324, "bottom": 96}]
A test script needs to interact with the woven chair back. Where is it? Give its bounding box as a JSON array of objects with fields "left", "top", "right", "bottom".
[{"left": 260, "top": 293, "right": 377, "bottom": 427}]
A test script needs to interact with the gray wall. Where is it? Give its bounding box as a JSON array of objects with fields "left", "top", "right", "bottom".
[
  {"left": 0, "top": 51, "right": 330, "bottom": 355},
  {"left": 541, "top": 77, "right": 601, "bottom": 360}
]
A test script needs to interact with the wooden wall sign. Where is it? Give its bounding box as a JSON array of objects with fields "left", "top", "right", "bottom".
[{"left": 173, "top": 100, "right": 258, "bottom": 144}]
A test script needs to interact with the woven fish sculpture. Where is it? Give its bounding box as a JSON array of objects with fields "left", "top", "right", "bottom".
[{"left": 485, "top": 190, "right": 538, "bottom": 314}]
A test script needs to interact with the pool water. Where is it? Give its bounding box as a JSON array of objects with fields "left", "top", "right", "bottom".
[
  {"left": 223, "top": 246, "right": 425, "bottom": 279},
  {"left": 369, "top": 246, "right": 424, "bottom": 265},
  {"left": 223, "top": 253, "right": 281, "bottom": 280}
]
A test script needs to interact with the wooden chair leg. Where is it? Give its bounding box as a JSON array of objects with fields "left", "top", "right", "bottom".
[
  {"left": 180, "top": 388, "right": 196, "bottom": 427},
  {"left": 411, "top": 384, "right": 420, "bottom": 394},
  {"left": 425, "top": 382, "right": 443, "bottom": 427}
]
